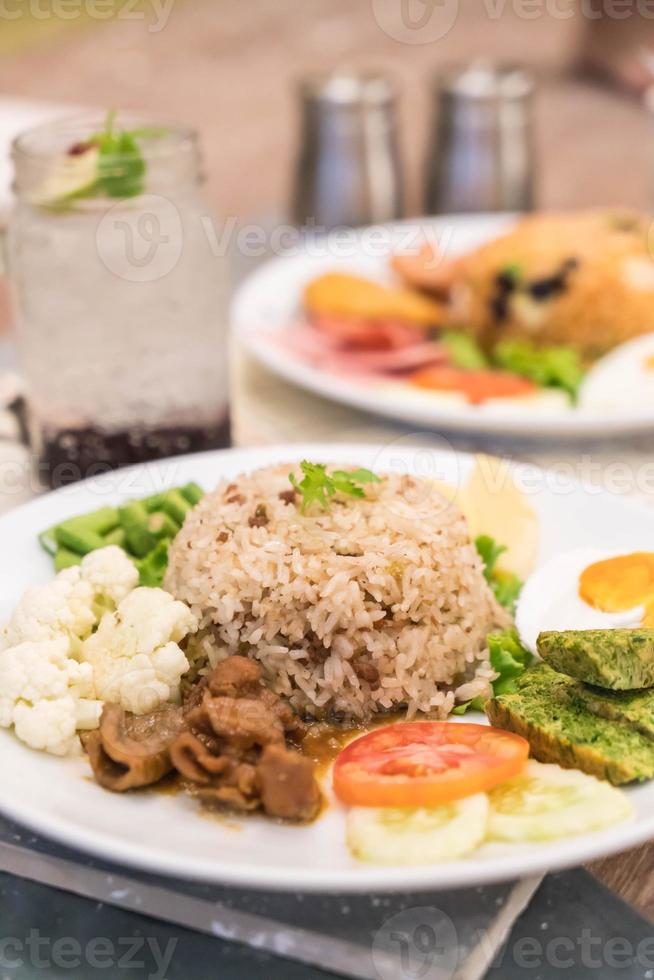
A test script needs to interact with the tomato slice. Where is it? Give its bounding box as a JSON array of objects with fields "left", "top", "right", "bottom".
[
  {"left": 333, "top": 722, "right": 529, "bottom": 807},
  {"left": 410, "top": 365, "right": 536, "bottom": 404}
]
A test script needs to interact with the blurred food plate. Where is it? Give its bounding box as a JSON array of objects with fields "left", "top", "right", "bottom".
[{"left": 232, "top": 213, "right": 654, "bottom": 438}]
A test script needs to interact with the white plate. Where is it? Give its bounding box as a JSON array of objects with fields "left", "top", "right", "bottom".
[
  {"left": 232, "top": 214, "right": 654, "bottom": 439},
  {"left": 1, "top": 443, "right": 654, "bottom": 892}
]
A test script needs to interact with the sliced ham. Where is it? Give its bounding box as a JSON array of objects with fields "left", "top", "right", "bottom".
[
  {"left": 325, "top": 341, "right": 447, "bottom": 375},
  {"left": 310, "top": 313, "right": 428, "bottom": 351},
  {"left": 272, "top": 323, "right": 446, "bottom": 378}
]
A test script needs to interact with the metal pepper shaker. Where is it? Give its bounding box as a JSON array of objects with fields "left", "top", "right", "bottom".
[
  {"left": 424, "top": 63, "right": 536, "bottom": 215},
  {"left": 292, "top": 71, "right": 404, "bottom": 229}
]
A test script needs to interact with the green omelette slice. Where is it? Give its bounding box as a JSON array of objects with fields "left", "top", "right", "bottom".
[
  {"left": 537, "top": 628, "right": 654, "bottom": 690},
  {"left": 486, "top": 663, "right": 654, "bottom": 785}
]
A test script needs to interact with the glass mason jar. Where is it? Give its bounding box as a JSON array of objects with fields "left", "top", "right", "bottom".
[{"left": 8, "top": 113, "right": 229, "bottom": 488}]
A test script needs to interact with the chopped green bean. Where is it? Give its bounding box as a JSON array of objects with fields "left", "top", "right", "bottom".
[
  {"left": 181, "top": 482, "right": 204, "bottom": 506},
  {"left": 147, "top": 511, "right": 179, "bottom": 539},
  {"left": 39, "top": 526, "right": 59, "bottom": 557},
  {"left": 61, "top": 506, "right": 119, "bottom": 537},
  {"left": 55, "top": 525, "right": 106, "bottom": 555},
  {"left": 118, "top": 501, "right": 158, "bottom": 557},
  {"left": 40, "top": 483, "right": 203, "bottom": 577},
  {"left": 54, "top": 548, "right": 83, "bottom": 571},
  {"left": 161, "top": 489, "right": 192, "bottom": 525},
  {"left": 143, "top": 492, "right": 167, "bottom": 513},
  {"left": 137, "top": 539, "right": 170, "bottom": 587},
  {"left": 104, "top": 526, "right": 126, "bottom": 548}
]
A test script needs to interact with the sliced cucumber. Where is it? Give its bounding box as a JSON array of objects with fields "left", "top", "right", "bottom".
[
  {"left": 487, "top": 760, "right": 633, "bottom": 843},
  {"left": 346, "top": 793, "right": 488, "bottom": 865}
]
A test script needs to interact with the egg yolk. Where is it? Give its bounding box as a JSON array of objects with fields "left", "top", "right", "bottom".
[{"left": 579, "top": 553, "right": 654, "bottom": 626}]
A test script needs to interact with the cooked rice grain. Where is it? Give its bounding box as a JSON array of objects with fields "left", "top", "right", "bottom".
[{"left": 165, "top": 464, "right": 509, "bottom": 721}]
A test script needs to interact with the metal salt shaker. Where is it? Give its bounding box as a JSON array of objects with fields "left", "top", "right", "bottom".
[
  {"left": 292, "top": 71, "right": 404, "bottom": 229},
  {"left": 425, "top": 63, "right": 536, "bottom": 214}
]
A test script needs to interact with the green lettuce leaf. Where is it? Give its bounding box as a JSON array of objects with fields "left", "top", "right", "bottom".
[
  {"left": 441, "top": 331, "right": 488, "bottom": 370},
  {"left": 453, "top": 628, "right": 533, "bottom": 714},
  {"left": 492, "top": 339, "right": 584, "bottom": 401},
  {"left": 475, "top": 534, "right": 522, "bottom": 615}
]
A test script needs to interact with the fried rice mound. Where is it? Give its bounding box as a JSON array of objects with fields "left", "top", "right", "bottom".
[{"left": 164, "top": 464, "right": 508, "bottom": 722}]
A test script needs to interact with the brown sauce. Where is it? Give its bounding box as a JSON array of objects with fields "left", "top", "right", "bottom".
[
  {"left": 152, "top": 771, "right": 183, "bottom": 796},
  {"left": 301, "top": 710, "right": 408, "bottom": 777},
  {"left": 301, "top": 723, "right": 365, "bottom": 777}
]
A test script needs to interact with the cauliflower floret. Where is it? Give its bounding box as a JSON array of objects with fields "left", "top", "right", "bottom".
[
  {"left": 2, "top": 568, "right": 96, "bottom": 650},
  {"left": 2, "top": 547, "right": 140, "bottom": 654},
  {"left": 80, "top": 545, "right": 139, "bottom": 609},
  {"left": 0, "top": 559, "right": 194, "bottom": 754},
  {"left": 0, "top": 636, "right": 103, "bottom": 755},
  {"left": 14, "top": 698, "right": 78, "bottom": 756},
  {"left": 81, "top": 588, "right": 197, "bottom": 715}
]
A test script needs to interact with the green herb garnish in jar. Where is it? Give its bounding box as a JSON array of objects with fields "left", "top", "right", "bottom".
[
  {"left": 43, "top": 110, "right": 167, "bottom": 209},
  {"left": 289, "top": 461, "right": 380, "bottom": 513},
  {"left": 92, "top": 109, "right": 147, "bottom": 199}
]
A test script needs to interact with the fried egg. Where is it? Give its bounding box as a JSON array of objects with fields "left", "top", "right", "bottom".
[
  {"left": 515, "top": 548, "right": 654, "bottom": 653},
  {"left": 579, "top": 334, "right": 654, "bottom": 413}
]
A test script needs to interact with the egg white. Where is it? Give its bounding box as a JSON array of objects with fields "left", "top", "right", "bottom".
[
  {"left": 515, "top": 547, "right": 644, "bottom": 654},
  {"left": 579, "top": 334, "right": 654, "bottom": 414}
]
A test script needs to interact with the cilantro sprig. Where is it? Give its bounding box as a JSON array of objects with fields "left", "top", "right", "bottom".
[{"left": 289, "top": 461, "right": 380, "bottom": 513}]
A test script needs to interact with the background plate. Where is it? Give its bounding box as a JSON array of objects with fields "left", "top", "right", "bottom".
[{"left": 232, "top": 214, "right": 654, "bottom": 439}]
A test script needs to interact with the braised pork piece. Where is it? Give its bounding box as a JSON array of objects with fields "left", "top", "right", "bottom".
[
  {"left": 81, "top": 703, "right": 185, "bottom": 792},
  {"left": 83, "top": 656, "right": 321, "bottom": 823}
]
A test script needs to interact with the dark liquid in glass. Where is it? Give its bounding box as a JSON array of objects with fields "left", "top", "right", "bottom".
[{"left": 37, "top": 417, "right": 231, "bottom": 488}]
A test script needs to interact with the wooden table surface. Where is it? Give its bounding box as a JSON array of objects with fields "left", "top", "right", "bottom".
[{"left": 591, "top": 846, "right": 654, "bottom": 920}]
